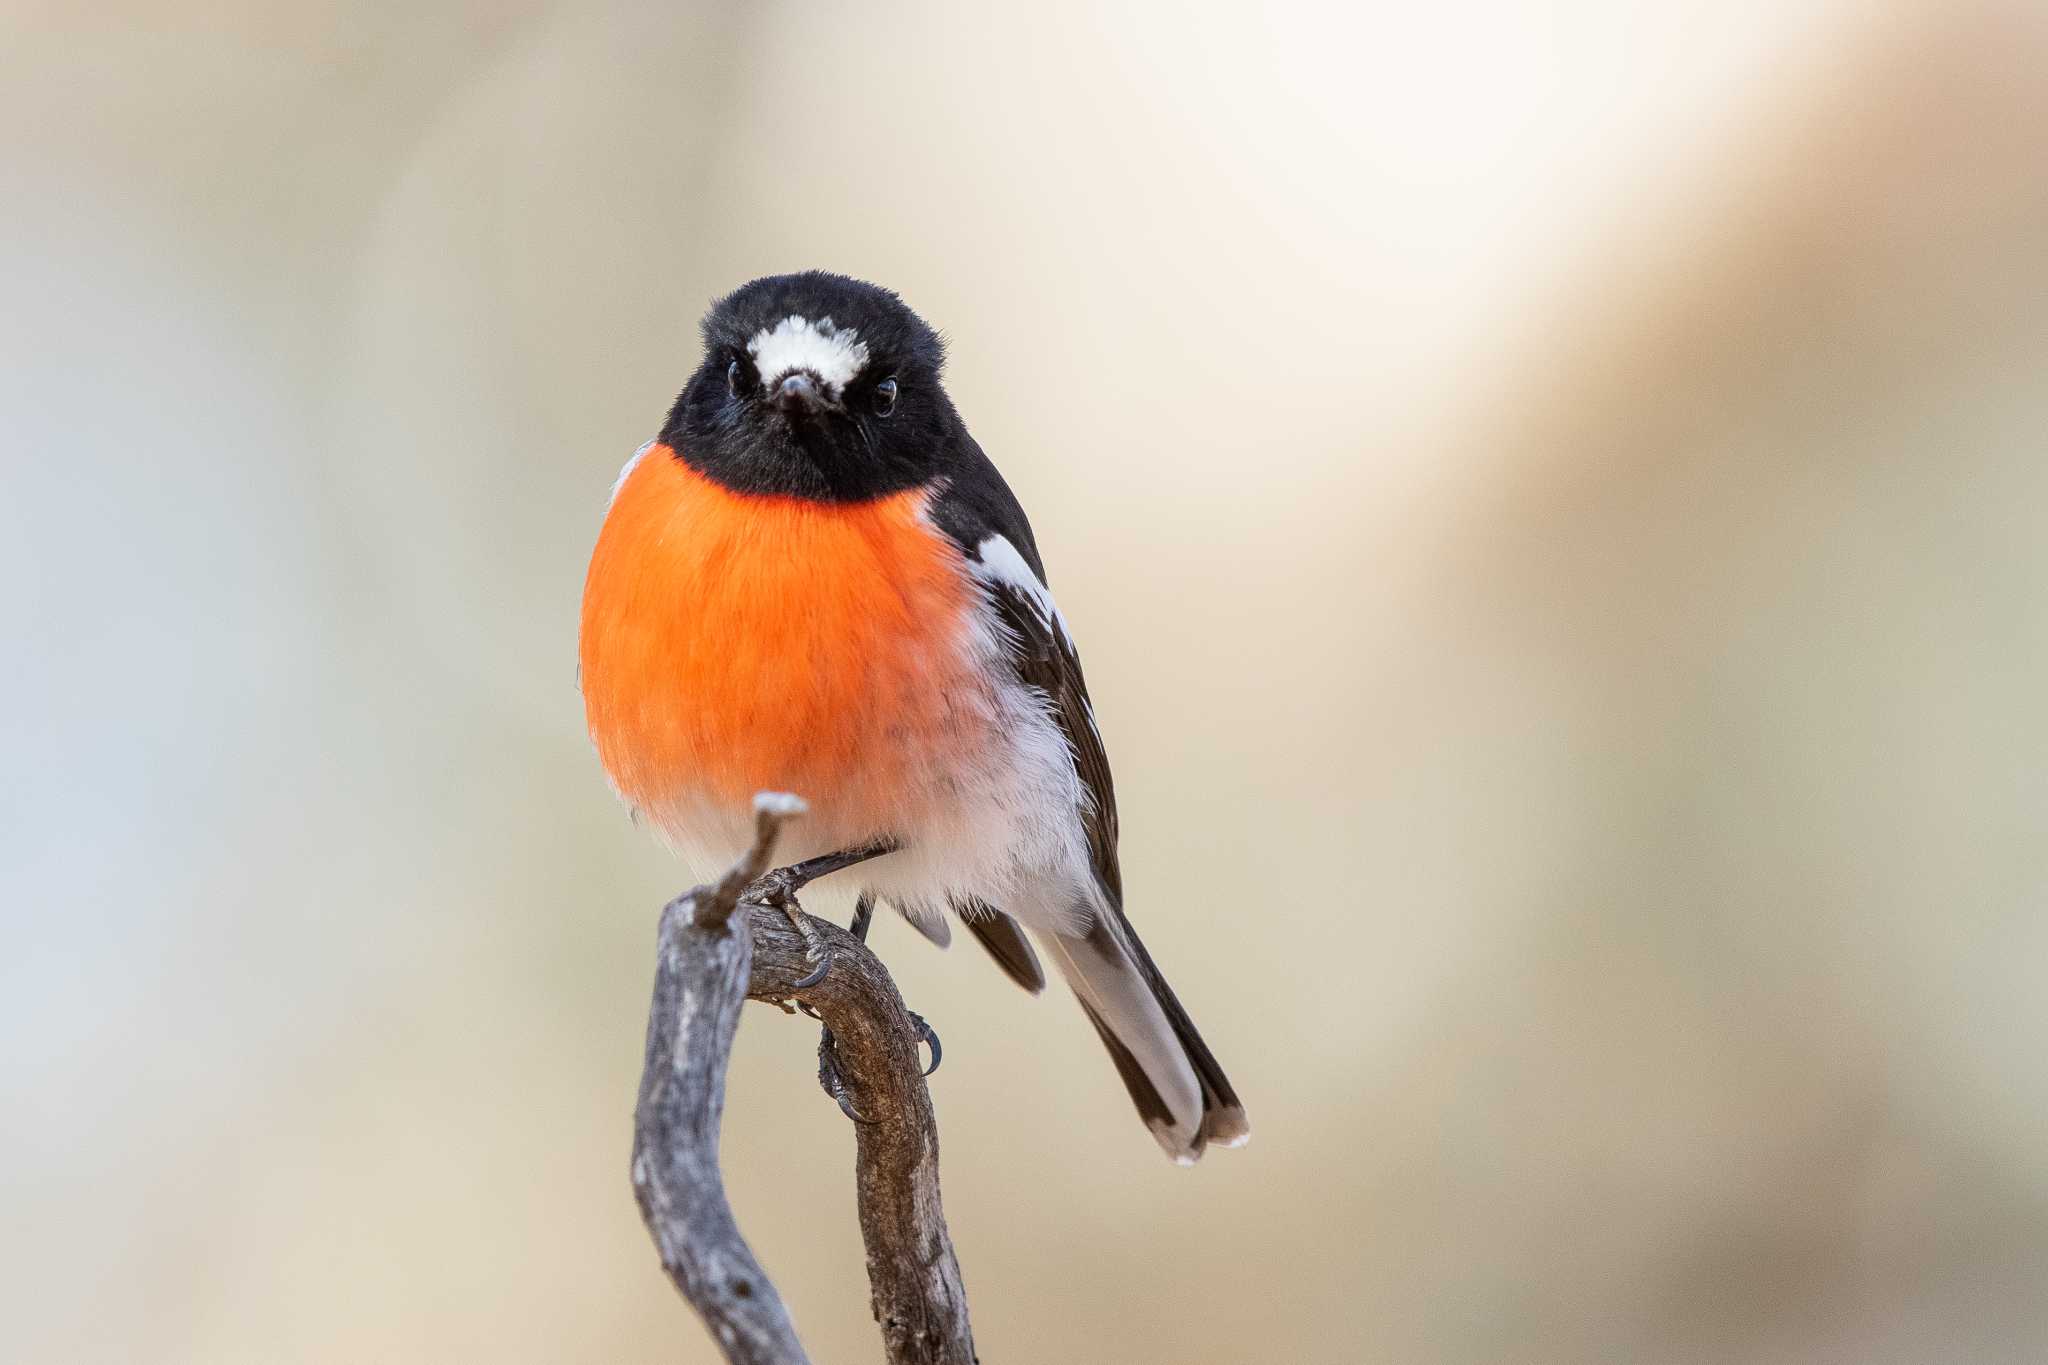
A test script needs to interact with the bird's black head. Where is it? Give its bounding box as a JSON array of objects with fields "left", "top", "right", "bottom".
[{"left": 661, "top": 272, "right": 961, "bottom": 502}]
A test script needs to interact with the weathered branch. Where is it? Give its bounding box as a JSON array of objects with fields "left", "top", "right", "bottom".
[{"left": 631, "top": 793, "right": 977, "bottom": 1365}]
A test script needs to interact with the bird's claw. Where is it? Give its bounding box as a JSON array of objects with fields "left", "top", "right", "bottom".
[
  {"left": 816, "top": 1026, "right": 875, "bottom": 1124},
  {"left": 810, "top": 1010, "right": 940, "bottom": 1122},
  {"left": 800, "top": 892, "right": 939, "bottom": 1115},
  {"left": 909, "top": 1011, "right": 942, "bottom": 1076},
  {"left": 778, "top": 895, "right": 832, "bottom": 989}
]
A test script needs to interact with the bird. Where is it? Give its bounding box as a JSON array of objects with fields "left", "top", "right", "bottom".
[{"left": 579, "top": 271, "right": 1247, "bottom": 1162}]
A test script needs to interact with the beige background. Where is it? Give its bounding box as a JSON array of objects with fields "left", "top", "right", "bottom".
[{"left": 6, "top": 2, "right": 2048, "bottom": 1361}]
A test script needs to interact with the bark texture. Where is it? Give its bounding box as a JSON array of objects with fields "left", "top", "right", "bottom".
[{"left": 631, "top": 796, "right": 977, "bottom": 1364}]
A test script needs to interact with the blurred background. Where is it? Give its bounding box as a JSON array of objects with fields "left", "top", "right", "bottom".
[{"left": 5, "top": 1, "right": 2047, "bottom": 1360}]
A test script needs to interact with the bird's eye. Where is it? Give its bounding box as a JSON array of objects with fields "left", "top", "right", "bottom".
[
  {"left": 726, "top": 359, "right": 744, "bottom": 397},
  {"left": 872, "top": 377, "right": 899, "bottom": 417}
]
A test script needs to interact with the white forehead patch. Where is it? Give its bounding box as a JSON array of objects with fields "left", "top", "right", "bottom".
[{"left": 746, "top": 314, "right": 870, "bottom": 395}]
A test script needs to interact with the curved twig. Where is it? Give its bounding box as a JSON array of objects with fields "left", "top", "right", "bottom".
[{"left": 631, "top": 793, "right": 977, "bottom": 1365}]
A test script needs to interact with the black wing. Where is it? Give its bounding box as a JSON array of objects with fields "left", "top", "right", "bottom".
[
  {"left": 957, "top": 897, "right": 1047, "bottom": 993},
  {"left": 928, "top": 443, "right": 1248, "bottom": 1155},
  {"left": 927, "top": 441, "right": 1122, "bottom": 905}
]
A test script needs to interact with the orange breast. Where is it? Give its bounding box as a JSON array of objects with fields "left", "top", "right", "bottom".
[{"left": 579, "top": 445, "right": 979, "bottom": 835}]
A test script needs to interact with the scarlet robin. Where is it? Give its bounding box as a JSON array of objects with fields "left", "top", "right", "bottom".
[{"left": 581, "top": 272, "right": 1247, "bottom": 1161}]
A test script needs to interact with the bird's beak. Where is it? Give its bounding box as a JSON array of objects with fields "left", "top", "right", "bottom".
[{"left": 769, "top": 371, "right": 828, "bottom": 415}]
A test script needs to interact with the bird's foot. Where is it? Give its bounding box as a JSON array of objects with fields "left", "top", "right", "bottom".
[
  {"left": 778, "top": 899, "right": 833, "bottom": 989},
  {"left": 812, "top": 1011, "right": 941, "bottom": 1122},
  {"left": 816, "top": 1024, "right": 872, "bottom": 1123},
  {"left": 800, "top": 894, "right": 941, "bottom": 1120},
  {"left": 766, "top": 847, "right": 895, "bottom": 990}
]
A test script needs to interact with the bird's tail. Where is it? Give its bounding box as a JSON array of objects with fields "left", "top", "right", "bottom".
[{"left": 1044, "top": 903, "right": 1249, "bottom": 1163}]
